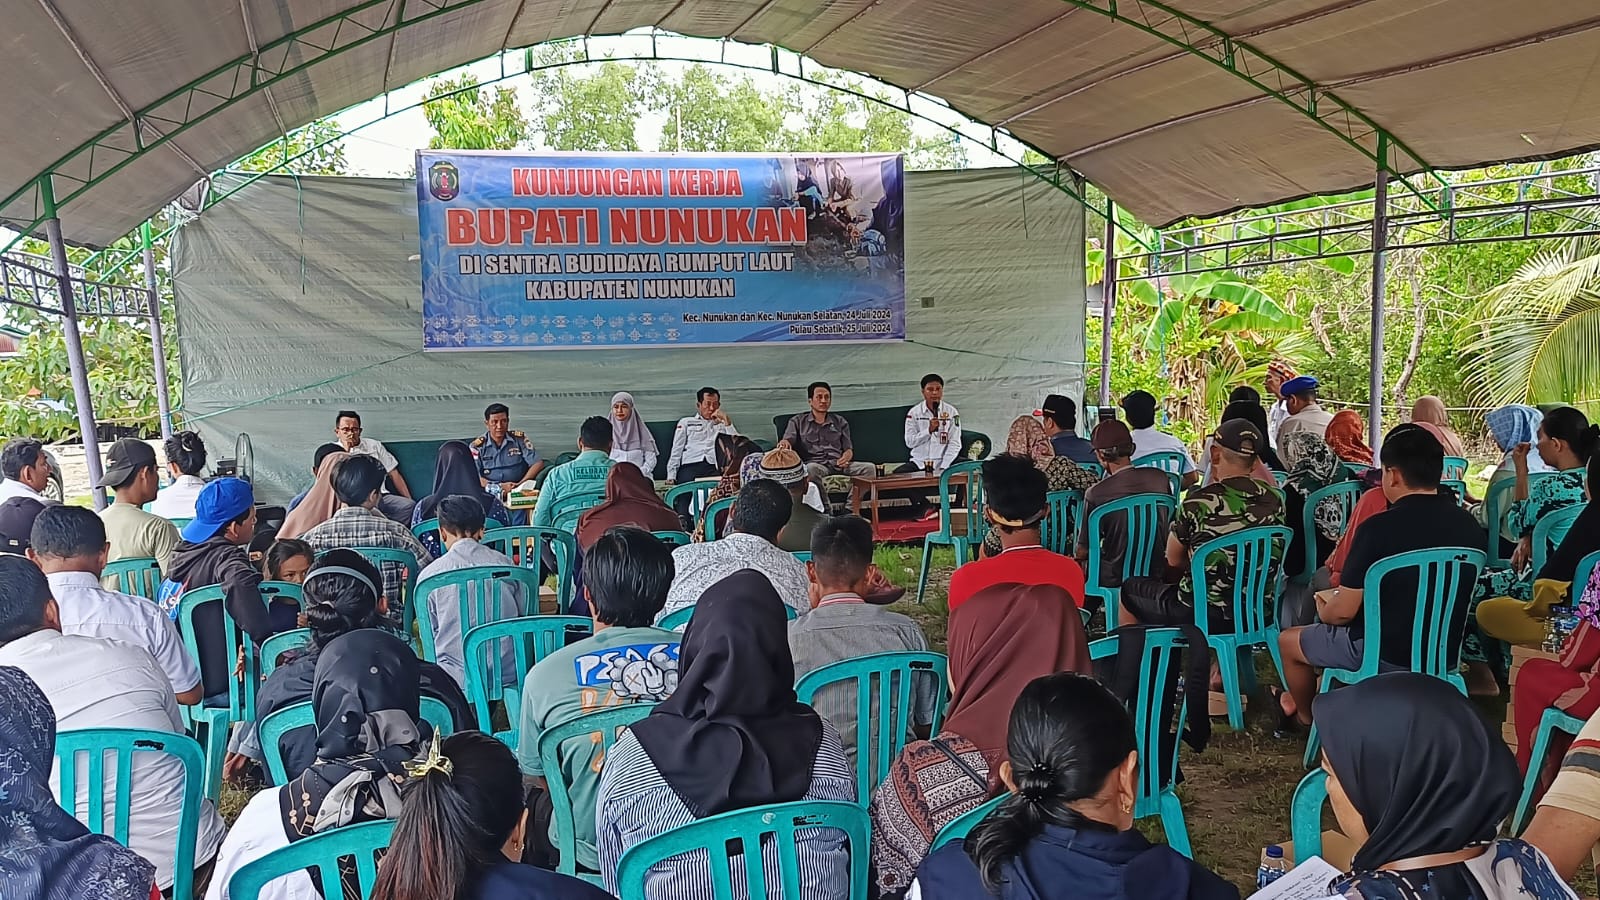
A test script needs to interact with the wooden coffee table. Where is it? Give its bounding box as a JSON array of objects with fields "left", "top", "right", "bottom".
[{"left": 850, "top": 471, "right": 967, "bottom": 533}]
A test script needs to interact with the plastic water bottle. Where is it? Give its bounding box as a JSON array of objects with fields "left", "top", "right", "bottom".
[{"left": 1257, "top": 845, "right": 1290, "bottom": 887}]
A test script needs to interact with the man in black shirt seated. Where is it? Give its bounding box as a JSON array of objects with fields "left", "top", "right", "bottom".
[{"left": 1275, "top": 424, "right": 1484, "bottom": 729}]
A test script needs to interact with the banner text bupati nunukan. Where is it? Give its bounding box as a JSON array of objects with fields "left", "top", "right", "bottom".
[{"left": 416, "top": 151, "right": 906, "bottom": 350}]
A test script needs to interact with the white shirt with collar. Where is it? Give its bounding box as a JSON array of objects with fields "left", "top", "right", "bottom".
[
  {"left": 0, "top": 478, "right": 54, "bottom": 504},
  {"left": 150, "top": 474, "right": 206, "bottom": 518},
  {"left": 47, "top": 570, "right": 202, "bottom": 695},
  {"left": 903, "top": 401, "right": 962, "bottom": 471},
  {"left": 667, "top": 414, "right": 735, "bottom": 480},
  {"left": 0, "top": 629, "right": 226, "bottom": 890},
  {"left": 1129, "top": 427, "right": 1197, "bottom": 474},
  {"left": 204, "top": 787, "right": 311, "bottom": 900},
  {"left": 658, "top": 533, "right": 811, "bottom": 623},
  {"left": 1278, "top": 402, "right": 1335, "bottom": 441}
]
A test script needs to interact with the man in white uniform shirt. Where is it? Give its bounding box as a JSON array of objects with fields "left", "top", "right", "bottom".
[
  {"left": 29, "top": 505, "right": 203, "bottom": 706},
  {"left": 333, "top": 409, "right": 415, "bottom": 523},
  {"left": 0, "top": 555, "right": 226, "bottom": 893},
  {"left": 1276, "top": 375, "right": 1336, "bottom": 441},
  {"left": 666, "top": 386, "right": 736, "bottom": 520},
  {"left": 901, "top": 373, "right": 962, "bottom": 473},
  {"left": 0, "top": 438, "right": 57, "bottom": 505}
]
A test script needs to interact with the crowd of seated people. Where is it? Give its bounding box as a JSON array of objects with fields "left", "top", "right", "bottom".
[{"left": 11, "top": 372, "right": 1600, "bottom": 900}]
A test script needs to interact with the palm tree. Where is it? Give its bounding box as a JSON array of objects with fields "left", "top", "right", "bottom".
[{"left": 1461, "top": 237, "right": 1600, "bottom": 414}]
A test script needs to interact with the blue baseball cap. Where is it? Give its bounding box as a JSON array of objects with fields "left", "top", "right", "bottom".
[
  {"left": 1279, "top": 375, "right": 1320, "bottom": 399},
  {"left": 182, "top": 477, "right": 255, "bottom": 542}
]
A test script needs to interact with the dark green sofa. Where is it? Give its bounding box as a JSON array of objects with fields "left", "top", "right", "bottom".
[{"left": 770, "top": 407, "right": 991, "bottom": 467}]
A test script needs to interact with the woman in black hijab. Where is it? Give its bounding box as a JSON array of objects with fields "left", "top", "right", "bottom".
[
  {"left": 208, "top": 628, "right": 429, "bottom": 900},
  {"left": 594, "top": 570, "right": 857, "bottom": 897},
  {"left": 1316, "top": 672, "right": 1577, "bottom": 899},
  {"left": 411, "top": 440, "right": 512, "bottom": 556}
]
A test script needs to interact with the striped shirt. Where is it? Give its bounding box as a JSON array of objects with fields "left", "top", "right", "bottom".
[{"left": 596, "top": 723, "right": 858, "bottom": 898}]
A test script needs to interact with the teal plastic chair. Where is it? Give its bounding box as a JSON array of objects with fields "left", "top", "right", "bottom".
[
  {"left": 1080, "top": 461, "right": 1106, "bottom": 479},
  {"left": 1272, "top": 470, "right": 1290, "bottom": 487},
  {"left": 550, "top": 489, "right": 608, "bottom": 533},
  {"left": 1304, "top": 546, "right": 1487, "bottom": 764},
  {"left": 1088, "top": 630, "right": 1193, "bottom": 856},
  {"left": 1531, "top": 504, "right": 1583, "bottom": 580},
  {"left": 1442, "top": 455, "right": 1470, "bottom": 480},
  {"left": 1294, "top": 480, "right": 1363, "bottom": 585},
  {"left": 1186, "top": 525, "right": 1294, "bottom": 730},
  {"left": 1082, "top": 492, "right": 1177, "bottom": 627},
  {"left": 615, "top": 799, "right": 870, "bottom": 900},
  {"left": 701, "top": 495, "right": 736, "bottom": 541},
  {"left": 482, "top": 526, "right": 577, "bottom": 612},
  {"left": 929, "top": 793, "right": 1008, "bottom": 851},
  {"left": 1289, "top": 768, "right": 1329, "bottom": 860},
  {"left": 1484, "top": 473, "right": 1555, "bottom": 567},
  {"left": 228, "top": 818, "right": 395, "bottom": 900},
  {"left": 460, "top": 615, "right": 591, "bottom": 745},
  {"left": 169, "top": 517, "right": 194, "bottom": 529},
  {"left": 55, "top": 728, "right": 205, "bottom": 900},
  {"left": 1133, "top": 451, "right": 1187, "bottom": 476},
  {"left": 1511, "top": 706, "right": 1587, "bottom": 834},
  {"left": 792, "top": 551, "right": 812, "bottom": 563},
  {"left": 259, "top": 580, "right": 303, "bottom": 608},
  {"left": 536, "top": 703, "right": 659, "bottom": 882},
  {"left": 260, "top": 628, "right": 310, "bottom": 677},
  {"left": 794, "top": 651, "right": 950, "bottom": 802},
  {"left": 347, "top": 546, "right": 421, "bottom": 640},
  {"left": 258, "top": 696, "right": 455, "bottom": 786},
  {"left": 175, "top": 585, "right": 256, "bottom": 800},
  {"left": 916, "top": 460, "right": 985, "bottom": 604},
  {"left": 1342, "top": 463, "right": 1375, "bottom": 480},
  {"left": 102, "top": 557, "right": 162, "bottom": 600},
  {"left": 653, "top": 530, "right": 692, "bottom": 546},
  {"left": 659, "top": 603, "right": 797, "bottom": 632},
  {"left": 1043, "top": 489, "right": 1085, "bottom": 556},
  {"left": 1440, "top": 479, "right": 1470, "bottom": 506},
  {"left": 415, "top": 565, "right": 543, "bottom": 663},
  {"left": 665, "top": 480, "right": 720, "bottom": 522}
]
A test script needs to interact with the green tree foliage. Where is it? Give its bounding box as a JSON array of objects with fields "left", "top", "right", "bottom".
[
  {"left": 233, "top": 120, "right": 350, "bottom": 175},
  {"left": 424, "top": 75, "right": 530, "bottom": 150}
]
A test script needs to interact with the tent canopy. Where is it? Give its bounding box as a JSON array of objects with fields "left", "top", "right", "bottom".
[{"left": 5, "top": 0, "right": 1600, "bottom": 246}]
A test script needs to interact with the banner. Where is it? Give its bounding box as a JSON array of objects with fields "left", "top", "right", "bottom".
[{"left": 416, "top": 151, "right": 906, "bottom": 351}]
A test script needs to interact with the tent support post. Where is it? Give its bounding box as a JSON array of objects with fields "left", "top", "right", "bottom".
[
  {"left": 142, "top": 222, "right": 174, "bottom": 439},
  {"left": 40, "top": 179, "right": 106, "bottom": 508},
  {"left": 1098, "top": 203, "right": 1116, "bottom": 409},
  {"left": 1368, "top": 137, "right": 1389, "bottom": 454}
]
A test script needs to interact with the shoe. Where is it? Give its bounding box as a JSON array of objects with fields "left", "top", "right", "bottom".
[{"left": 1267, "top": 686, "right": 1304, "bottom": 739}]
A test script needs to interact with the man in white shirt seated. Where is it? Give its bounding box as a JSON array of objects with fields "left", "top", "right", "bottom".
[
  {"left": 29, "top": 505, "right": 203, "bottom": 706},
  {"left": 666, "top": 386, "right": 737, "bottom": 522},
  {"left": 900, "top": 373, "right": 962, "bottom": 476},
  {"left": 658, "top": 479, "right": 811, "bottom": 623},
  {"left": 0, "top": 555, "right": 227, "bottom": 894},
  {"left": 333, "top": 409, "right": 415, "bottom": 523},
  {"left": 0, "top": 438, "right": 58, "bottom": 505},
  {"left": 1276, "top": 375, "right": 1336, "bottom": 441},
  {"left": 1120, "top": 389, "right": 1199, "bottom": 490},
  {"left": 416, "top": 495, "right": 525, "bottom": 689}
]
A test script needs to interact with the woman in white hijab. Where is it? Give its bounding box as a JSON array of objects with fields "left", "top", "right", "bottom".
[{"left": 607, "top": 392, "right": 659, "bottom": 478}]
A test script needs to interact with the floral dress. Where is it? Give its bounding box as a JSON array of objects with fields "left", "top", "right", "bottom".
[{"left": 1465, "top": 468, "right": 1587, "bottom": 665}]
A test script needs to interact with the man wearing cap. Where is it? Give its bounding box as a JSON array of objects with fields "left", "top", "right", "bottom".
[
  {"left": 1277, "top": 374, "right": 1334, "bottom": 441},
  {"left": 1120, "top": 390, "right": 1199, "bottom": 489},
  {"left": 757, "top": 447, "right": 823, "bottom": 553},
  {"left": 97, "top": 437, "right": 180, "bottom": 577},
  {"left": 1118, "top": 420, "right": 1284, "bottom": 632},
  {"left": 0, "top": 496, "right": 46, "bottom": 554},
  {"left": 1038, "top": 394, "right": 1097, "bottom": 464},
  {"left": 1075, "top": 420, "right": 1175, "bottom": 610},
  {"left": 0, "top": 437, "right": 57, "bottom": 505},
  {"left": 160, "top": 477, "right": 275, "bottom": 703},
  {"left": 778, "top": 382, "right": 875, "bottom": 483}
]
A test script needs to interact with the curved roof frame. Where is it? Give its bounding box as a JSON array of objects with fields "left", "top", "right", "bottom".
[
  {"left": 72, "top": 33, "right": 1148, "bottom": 273},
  {"left": 2, "top": 0, "right": 1461, "bottom": 252}
]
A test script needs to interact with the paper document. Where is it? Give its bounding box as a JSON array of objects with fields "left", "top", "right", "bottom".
[{"left": 1247, "top": 854, "right": 1343, "bottom": 900}]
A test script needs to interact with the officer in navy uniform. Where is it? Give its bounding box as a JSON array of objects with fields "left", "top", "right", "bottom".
[{"left": 471, "top": 402, "right": 544, "bottom": 491}]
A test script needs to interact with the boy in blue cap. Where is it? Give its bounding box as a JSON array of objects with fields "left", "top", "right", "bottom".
[{"left": 159, "top": 477, "right": 275, "bottom": 703}]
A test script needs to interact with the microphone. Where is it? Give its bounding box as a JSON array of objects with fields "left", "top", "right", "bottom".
[{"left": 929, "top": 400, "right": 940, "bottom": 417}]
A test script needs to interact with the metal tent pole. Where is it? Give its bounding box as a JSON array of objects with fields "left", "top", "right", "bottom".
[
  {"left": 40, "top": 179, "right": 106, "bottom": 508},
  {"left": 142, "top": 222, "right": 174, "bottom": 439},
  {"left": 1099, "top": 203, "right": 1117, "bottom": 409},
  {"left": 1368, "top": 138, "right": 1390, "bottom": 454}
]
